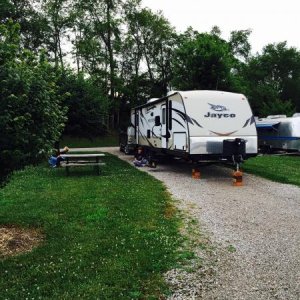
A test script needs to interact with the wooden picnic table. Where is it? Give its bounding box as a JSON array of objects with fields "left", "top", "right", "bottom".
[{"left": 60, "top": 153, "right": 106, "bottom": 175}]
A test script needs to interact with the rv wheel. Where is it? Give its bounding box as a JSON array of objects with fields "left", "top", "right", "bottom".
[{"left": 124, "top": 145, "right": 130, "bottom": 155}]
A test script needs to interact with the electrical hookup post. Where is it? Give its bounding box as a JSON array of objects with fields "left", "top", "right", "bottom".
[{"left": 223, "top": 138, "right": 246, "bottom": 186}]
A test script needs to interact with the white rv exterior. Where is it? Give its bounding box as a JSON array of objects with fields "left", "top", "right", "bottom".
[
  {"left": 256, "top": 114, "right": 300, "bottom": 152},
  {"left": 130, "top": 90, "right": 257, "bottom": 161}
]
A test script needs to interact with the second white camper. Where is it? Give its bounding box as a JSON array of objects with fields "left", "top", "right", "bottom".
[{"left": 128, "top": 90, "right": 257, "bottom": 164}]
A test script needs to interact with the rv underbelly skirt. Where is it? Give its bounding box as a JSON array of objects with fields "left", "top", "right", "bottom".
[{"left": 189, "top": 136, "right": 257, "bottom": 155}]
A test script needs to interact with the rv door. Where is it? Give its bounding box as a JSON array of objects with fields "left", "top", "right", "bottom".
[{"left": 161, "top": 104, "right": 167, "bottom": 148}]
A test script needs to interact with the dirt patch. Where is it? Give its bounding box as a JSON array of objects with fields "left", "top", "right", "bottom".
[{"left": 0, "top": 226, "right": 44, "bottom": 258}]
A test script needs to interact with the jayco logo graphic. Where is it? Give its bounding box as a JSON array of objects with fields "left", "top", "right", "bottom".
[
  {"left": 204, "top": 103, "right": 236, "bottom": 118},
  {"left": 208, "top": 103, "right": 228, "bottom": 112}
]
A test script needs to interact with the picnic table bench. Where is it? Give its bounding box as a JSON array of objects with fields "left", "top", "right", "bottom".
[{"left": 60, "top": 153, "right": 106, "bottom": 175}]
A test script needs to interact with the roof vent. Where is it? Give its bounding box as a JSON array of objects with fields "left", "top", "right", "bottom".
[{"left": 147, "top": 98, "right": 159, "bottom": 103}]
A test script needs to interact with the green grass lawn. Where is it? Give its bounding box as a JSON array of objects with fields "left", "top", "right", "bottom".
[
  {"left": 0, "top": 155, "right": 180, "bottom": 299},
  {"left": 60, "top": 134, "right": 119, "bottom": 148},
  {"left": 243, "top": 155, "right": 300, "bottom": 187}
]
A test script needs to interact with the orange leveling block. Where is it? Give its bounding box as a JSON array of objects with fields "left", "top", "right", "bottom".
[
  {"left": 192, "top": 168, "right": 201, "bottom": 179},
  {"left": 233, "top": 169, "right": 243, "bottom": 186}
]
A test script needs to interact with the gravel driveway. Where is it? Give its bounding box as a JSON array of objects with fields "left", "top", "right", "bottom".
[{"left": 74, "top": 147, "right": 300, "bottom": 299}]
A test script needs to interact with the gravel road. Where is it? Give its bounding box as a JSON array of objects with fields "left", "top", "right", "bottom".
[{"left": 73, "top": 147, "right": 300, "bottom": 299}]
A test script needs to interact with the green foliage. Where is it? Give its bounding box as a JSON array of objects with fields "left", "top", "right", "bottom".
[
  {"left": 110, "top": 4, "right": 177, "bottom": 111},
  {"left": 71, "top": 0, "right": 124, "bottom": 108},
  {"left": 0, "top": 21, "right": 67, "bottom": 175},
  {"left": 3, "top": 0, "right": 300, "bottom": 134},
  {"left": 229, "top": 29, "right": 252, "bottom": 61},
  {"left": 244, "top": 42, "right": 300, "bottom": 114},
  {"left": 0, "top": 155, "right": 180, "bottom": 299},
  {"left": 0, "top": 0, "right": 48, "bottom": 51},
  {"left": 227, "top": 245, "right": 236, "bottom": 253},
  {"left": 58, "top": 72, "right": 109, "bottom": 137},
  {"left": 126, "top": 8, "right": 176, "bottom": 97},
  {"left": 172, "top": 32, "right": 235, "bottom": 91},
  {"left": 41, "top": 0, "right": 74, "bottom": 68},
  {"left": 259, "top": 98, "right": 295, "bottom": 117}
]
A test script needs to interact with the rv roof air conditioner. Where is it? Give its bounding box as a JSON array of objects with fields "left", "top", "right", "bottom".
[
  {"left": 292, "top": 113, "right": 300, "bottom": 117},
  {"left": 267, "top": 115, "right": 287, "bottom": 119}
]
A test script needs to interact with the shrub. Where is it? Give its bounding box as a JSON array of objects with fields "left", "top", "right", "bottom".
[
  {"left": 0, "top": 21, "right": 67, "bottom": 176},
  {"left": 59, "top": 72, "right": 109, "bottom": 138}
]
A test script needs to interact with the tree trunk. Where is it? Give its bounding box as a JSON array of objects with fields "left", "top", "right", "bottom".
[
  {"left": 106, "top": 0, "right": 115, "bottom": 105},
  {"left": 75, "top": 30, "right": 80, "bottom": 74},
  {"left": 53, "top": 30, "right": 58, "bottom": 68},
  {"left": 143, "top": 47, "right": 154, "bottom": 82},
  {"left": 58, "top": 31, "right": 64, "bottom": 70}
]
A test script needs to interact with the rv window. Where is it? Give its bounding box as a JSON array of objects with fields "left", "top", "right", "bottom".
[
  {"left": 155, "top": 116, "right": 161, "bottom": 126},
  {"left": 162, "top": 108, "right": 166, "bottom": 124}
]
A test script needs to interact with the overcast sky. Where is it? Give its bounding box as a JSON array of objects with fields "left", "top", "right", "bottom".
[{"left": 142, "top": 0, "right": 299, "bottom": 54}]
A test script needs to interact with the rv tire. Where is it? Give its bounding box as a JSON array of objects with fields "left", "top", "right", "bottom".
[{"left": 124, "top": 145, "right": 130, "bottom": 155}]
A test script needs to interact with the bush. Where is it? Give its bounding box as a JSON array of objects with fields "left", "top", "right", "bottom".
[
  {"left": 58, "top": 72, "right": 109, "bottom": 138},
  {"left": 0, "top": 21, "right": 67, "bottom": 176}
]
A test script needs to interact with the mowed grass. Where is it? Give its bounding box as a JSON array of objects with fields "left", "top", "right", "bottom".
[
  {"left": 243, "top": 155, "right": 300, "bottom": 187},
  {"left": 60, "top": 134, "right": 119, "bottom": 148},
  {"left": 0, "top": 155, "right": 180, "bottom": 299}
]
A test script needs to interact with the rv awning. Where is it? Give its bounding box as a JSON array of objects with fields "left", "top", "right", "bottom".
[{"left": 256, "top": 121, "right": 281, "bottom": 130}]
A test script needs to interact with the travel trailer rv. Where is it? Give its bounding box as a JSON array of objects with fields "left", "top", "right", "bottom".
[
  {"left": 123, "top": 90, "right": 258, "bottom": 167},
  {"left": 256, "top": 113, "right": 300, "bottom": 152}
]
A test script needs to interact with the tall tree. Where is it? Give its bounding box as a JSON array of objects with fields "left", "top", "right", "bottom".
[
  {"left": 172, "top": 31, "right": 235, "bottom": 91},
  {"left": 72, "top": 0, "right": 122, "bottom": 98},
  {"left": 0, "top": 0, "right": 48, "bottom": 51},
  {"left": 120, "top": 5, "right": 177, "bottom": 111},
  {"left": 126, "top": 8, "right": 176, "bottom": 96},
  {"left": 244, "top": 42, "right": 300, "bottom": 114},
  {"left": 229, "top": 29, "right": 252, "bottom": 62},
  {"left": 41, "top": 0, "right": 73, "bottom": 69}
]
